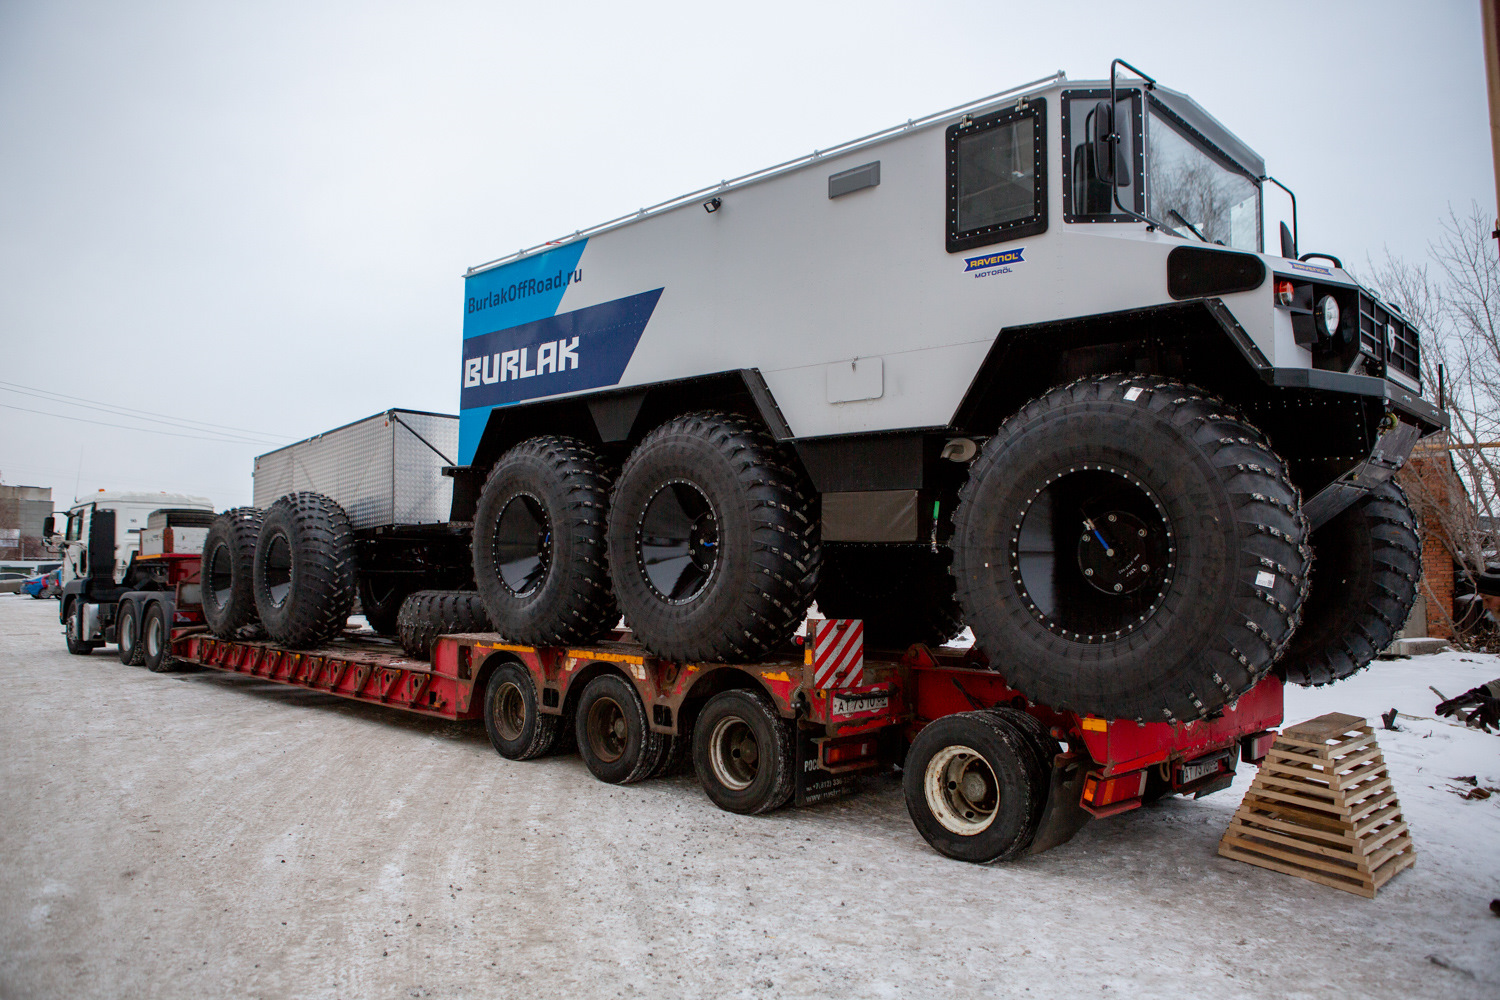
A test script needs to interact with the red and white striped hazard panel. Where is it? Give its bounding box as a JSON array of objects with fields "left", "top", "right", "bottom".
[{"left": 811, "top": 619, "right": 864, "bottom": 690}]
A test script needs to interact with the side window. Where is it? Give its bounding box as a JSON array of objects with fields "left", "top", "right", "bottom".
[
  {"left": 1061, "top": 89, "right": 1143, "bottom": 222},
  {"left": 65, "top": 512, "right": 83, "bottom": 541},
  {"left": 946, "top": 98, "right": 1047, "bottom": 252}
]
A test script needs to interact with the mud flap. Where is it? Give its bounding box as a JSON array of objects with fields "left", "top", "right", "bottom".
[
  {"left": 1027, "top": 754, "right": 1092, "bottom": 856},
  {"left": 794, "top": 726, "right": 861, "bottom": 806}
]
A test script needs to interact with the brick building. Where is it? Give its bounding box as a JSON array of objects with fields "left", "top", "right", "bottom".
[{"left": 0, "top": 484, "right": 55, "bottom": 561}]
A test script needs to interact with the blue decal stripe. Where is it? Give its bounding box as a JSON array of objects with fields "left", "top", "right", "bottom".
[{"left": 463, "top": 241, "right": 588, "bottom": 339}]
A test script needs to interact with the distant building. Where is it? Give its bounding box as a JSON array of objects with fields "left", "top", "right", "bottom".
[{"left": 0, "top": 485, "right": 54, "bottom": 560}]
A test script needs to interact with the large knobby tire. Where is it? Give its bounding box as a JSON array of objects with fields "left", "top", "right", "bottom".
[
  {"left": 117, "top": 600, "right": 146, "bottom": 666},
  {"left": 574, "top": 673, "right": 667, "bottom": 784},
  {"left": 815, "top": 543, "right": 965, "bottom": 648},
  {"left": 903, "top": 711, "right": 1044, "bottom": 863},
  {"left": 482, "top": 659, "right": 560, "bottom": 760},
  {"left": 358, "top": 575, "right": 411, "bottom": 636},
  {"left": 692, "top": 689, "right": 796, "bottom": 814},
  {"left": 608, "top": 412, "right": 820, "bottom": 663},
  {"left": 473, "top": 436, "right": 618, "bottom": 645},
  {"left": 1279, "top": 480, "right": 1421, "bottom": 686},
  {"left": 396, "top": 590, "right": 492, "bottom": 660},
  {"left": 252, "top": 492, "right": 357, "bottom": 649},
  {"left": 201, "top": 508, "right": 263, "bottom": 638},
  {"left": 952, "top": 375, "right": 1310, "bottom": 723}
]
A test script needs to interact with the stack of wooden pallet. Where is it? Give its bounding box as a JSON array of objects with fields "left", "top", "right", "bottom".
[{"left": 1219, "top": 712, "right": 1416, "bottom": 897}]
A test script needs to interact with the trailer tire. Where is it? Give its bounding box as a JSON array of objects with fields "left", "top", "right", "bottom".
[
  {"left": 608, "top": 412, "right": 820, "bottom": 663},
  {"left": 142, "top": 601, "right": 174, "bottom": 672},
  {"left": 396, "top": 590, "right": 492, "bottom": 660},
  {"left": 358, "top": 576, "right": 411, "bottom": 636},
  {"left": 252, "top": 492, "right": 357, "bottom": 649},
  {"left": 952, "top": 375, "right": 1310, "bottom": 723},
  {"left": 65, "top": 600, "right": 101, "bottom": 654},
  {"left": 575, "top": 673, "right": 666, "bottom": 785},
  {"left": 986, "top": 705, "right": 1058, "bottom": 810},
  {"left": 482, "top": 660, "right": 559, "bottom": 760},
  {"left": 692, "top": 689, "right": 795, "bottom": 814},
  {"left": 1278, "top": 480, "right": 1421, "bottom": 686},
  {"left": 202, "top": 508, "right": 263, "bottom": 638},
  {"left": 117, "top": 600, "right": 146, "bottom": 666},
  {"left": 473, "top": 436, "right": 619, "bottom": 646},
  {"left": 903, "top": 710, "right": 1041, "bottom": 863},
  {"left": 815, "top": 543, "right": 965, "bottom": 648}
]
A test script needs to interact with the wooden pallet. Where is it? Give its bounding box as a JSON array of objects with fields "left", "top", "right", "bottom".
[{"left": 1218, "top": 712, "right": 1416, "bottom": 898}]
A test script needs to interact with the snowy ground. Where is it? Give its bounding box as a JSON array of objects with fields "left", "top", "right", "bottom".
[{"left": 0, "top": 595, "right": 1496, "bottom": 999}]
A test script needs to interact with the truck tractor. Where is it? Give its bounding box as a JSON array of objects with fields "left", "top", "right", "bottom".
[{"left": 51, "top": 491, "right": 217, "bottom": 670}]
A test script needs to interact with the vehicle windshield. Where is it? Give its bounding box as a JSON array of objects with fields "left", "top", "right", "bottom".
[{"left": 1147, "top": 106, "right": 1259, "bottom": 251}]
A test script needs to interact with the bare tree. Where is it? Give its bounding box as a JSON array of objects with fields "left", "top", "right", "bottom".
[{"left": 1368, "top": 203, "right": 1500, "bottom": 644}]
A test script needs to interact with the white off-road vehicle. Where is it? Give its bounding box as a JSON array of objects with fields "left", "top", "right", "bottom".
[{"left": 421, "top": 62, "right": 1442, "bottom": 723}]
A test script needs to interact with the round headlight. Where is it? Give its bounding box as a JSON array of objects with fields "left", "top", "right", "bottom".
[{"left": 1315, "top": 294, "right": 1341, "bottom": 338}]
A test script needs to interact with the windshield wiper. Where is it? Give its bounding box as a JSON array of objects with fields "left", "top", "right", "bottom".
[{"left": 1166, "top": 209, "right": 1209, "bottom": 243}]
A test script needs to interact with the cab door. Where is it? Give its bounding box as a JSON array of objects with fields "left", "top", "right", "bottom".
[{"left": 60, "top": 506, "right": 89, "bottom": 589}]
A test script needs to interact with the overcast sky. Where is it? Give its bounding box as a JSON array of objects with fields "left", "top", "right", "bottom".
[{"left": 0, "top": 0, "right": 1490, "bottom": 514}]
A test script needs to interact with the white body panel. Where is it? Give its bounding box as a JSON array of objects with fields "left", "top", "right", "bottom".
[{"left": 59, "top": 492, "right": 214, "bottom": 590}]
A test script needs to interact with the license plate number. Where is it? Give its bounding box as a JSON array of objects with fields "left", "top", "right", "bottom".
[{"left": 1179, "top": 758, "right": 1223, "bottom": 784}]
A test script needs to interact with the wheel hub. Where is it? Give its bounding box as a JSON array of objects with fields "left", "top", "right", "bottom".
[
  {"left": 637, "top": 480, "right": 719, "bottom": 604},
  {"left": 586, "top": 697, "right": 627, "bottom": 763},
  {"left": 924, "top": 745, "right": 999, "bottom": 835},
  {"left": 493, "top": 493, "right": 552, "bottom": 597},
  {"left": 709, "top": 716, "right": 759, "bottom": 790}
]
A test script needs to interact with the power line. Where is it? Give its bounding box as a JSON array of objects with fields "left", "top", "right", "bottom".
[
  {"left": 0, "top": 387, "right": 281, "bottom": 446},
  {"left": 0, "top": 380, "right": 291, "bottom": 442},
  {"left": 0, "top": 402, "right": 286, "bottom": 446}
]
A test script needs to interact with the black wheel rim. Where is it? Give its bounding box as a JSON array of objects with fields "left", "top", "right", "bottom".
[
  {"left": 495, "top": 680, "right": 526, "bottom": 741},
  {"left": 637, "top": 480, "right": 718, "bottom": 604},
  {"left": 207, "top": 541, "right": 234, "bottom": 609},
  {"left": 493, "top": 493, "right": 551, "bottom": 597},
  {"left": 1011, "top": 466, "right": 1174, "bottom": 642},
  {"left": 263, "top": 533, "right": 292, "bottom": 609},
  {"left": 585, "top": 696, "right": 628, "bottom": 763}
]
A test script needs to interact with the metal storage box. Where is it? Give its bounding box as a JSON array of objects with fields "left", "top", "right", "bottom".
[{"left": 253, "top": 410, "right": 459, "bottom": 529}]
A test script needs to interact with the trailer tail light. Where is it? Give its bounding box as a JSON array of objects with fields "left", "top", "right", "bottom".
[
  {"left": 1241, "top": 730, "right": 1277, "bottom": 764},
  {"left": 824, "top": 739, "right": 877, "bottom": 767},
  {"left": 1081, "top": 770, "right": 1148, "bottom": 808}
]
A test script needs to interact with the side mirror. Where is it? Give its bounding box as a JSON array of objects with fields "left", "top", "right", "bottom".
[
  {"left": 1092, "top": 100, "right": 1131, "bottom": 187},
  {"left": 1280, "top": 221, "right": 1297, "bottom": 260},
  {"left": 42, "top": 516, "right": 54, "bottom": 538}
]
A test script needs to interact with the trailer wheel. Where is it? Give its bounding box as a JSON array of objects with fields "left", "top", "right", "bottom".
[
  {"left": 396, "top": 590, "right": 492, "bottom": 659},
  {"left": 252, "top": 492, "right": 357, "bottom": 649},
  {"left": 142, "top": 602, "right": 174, "bottom": 673},
  {"left": 1279, "top": 480, "right": 1421, "bottom": 686},
  {"left": 692, "top": 689, "right": 795, "bottom": 814},
  {"left": 358, "top": 576, "right": 411, "bottom": 636},
  {"left": 903, "top": 711, "right": 1042, "bottom": 863},
  {"left": 473, "top": 436, "right": 619, "bottom": 645},
  {"left": 608, "top": 412, "right": 820, "bottom": 662},
  {"left": 65, "top": 600, "right": 101, "bottom": 654},
  {"left": 815, "top": 543, "right": 965, "bottom": 648},
  {"left": 574, "top": 673, "right": 666, "bottom": 785},
  {"left": 952, "top": 375, "right": 1309, "bottom": 722},
  {"left": 986, "top": 705, "right": 1058, "bottom": 808},
  {"left": 202, "top": 508, "right": 263, "bottom": 638},
  {"left": 482, "top": 660, "right": 559, "bottom": 760},
  {"left": 117, "top": 600, "right": 146, "bottom": 666}
]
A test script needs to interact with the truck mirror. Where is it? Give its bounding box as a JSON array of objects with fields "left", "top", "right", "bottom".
[
  {"left": 43, "top": 516, "right": 54, "bottom": 538},
  {"left": 1092, "top": 100, "right": 1131, "bottom": 187},
  {"left": 1280, "top": 220, "right": 1297, "bottom": 260}
]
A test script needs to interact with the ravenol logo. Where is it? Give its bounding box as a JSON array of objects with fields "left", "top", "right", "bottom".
[{"left": 964, "top": 248, "right": 1025, "bottom": 271}]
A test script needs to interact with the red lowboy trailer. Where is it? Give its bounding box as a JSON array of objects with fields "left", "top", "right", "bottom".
[{"left": 171, "top": 615, "right": 1281, "bottom": 863}]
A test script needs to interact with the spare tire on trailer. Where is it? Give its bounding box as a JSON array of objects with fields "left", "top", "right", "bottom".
[
  {"left": 252, "top": 492, "right": 357, "bottom": 648},
  {"left": 607, "top": 411, "right": 821, "bottom": 663},
  {"left": 396, "top": 590, "right": 492, "bottom": 659},
  {"left": 201, "top": 507, "right": 263, "bottom": 638},
  {"left": 815, "top": 543, "right": 965, "bottom": 648},
  {"left": 952, "top": 375, "right": 1310, "bottom": 723},
  {"left": 1278, "top": 480, "right": 1421, "bottom": 686}
]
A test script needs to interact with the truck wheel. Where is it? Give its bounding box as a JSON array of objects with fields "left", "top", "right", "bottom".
[
  {"left": 952, "top": 375, "right": 1309, "bottom": 722},
  {"left": 986, "top": 705, "right": 1058, "bottom": 805},
  {"left": 1279, "top": 480, "right": 1421, "bottom": 686},
  {"left": 252, "top": 492, "right": 357, "bottom": 648},
  {"left": 692, "top": 689, "right": 795, "bottom": 814},
  {"left": 142, "top": 602, "right": 174, "bottom": 672},
  {"left": 117, "top": 600, "right": 146, "bottom": 666},
  {"left": 815, "top": 543, "right": 965, "bottom": 648},
  {"left": 473, "top": 436, "right": 618, "bottom": 645},
  {"left": 903, "top": 711, "right": 1043, "bottom": 863},
  {"left": 358, "top": 576, "right": 410, "bottom": 636},
  {"left": 482, "top": 660, "right": 559, "bottom": 760},
  {"left": 396, "top": 590, "right": 492, "bottom": 659},
  {"left": 607, "top": 412, "right": 820, "bottom": 662},
  {"left": 574, "top": 673, "right": 666, "bottom": 784},
  {"left": 202, "top": 508, "right": 263, "bottom": 638},
  {"left": 65, "top": 600, "right": 101, "bottom": 654}
]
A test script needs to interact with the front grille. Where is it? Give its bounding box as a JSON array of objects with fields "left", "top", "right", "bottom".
[{"left": 1357, "top": 291, "right": 1420, "bottom": 384}]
